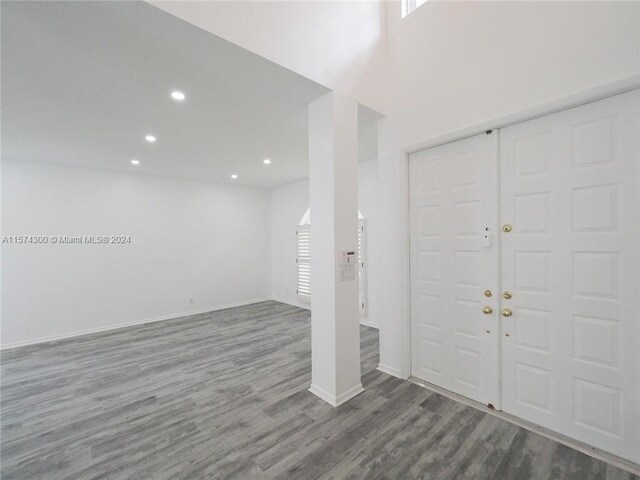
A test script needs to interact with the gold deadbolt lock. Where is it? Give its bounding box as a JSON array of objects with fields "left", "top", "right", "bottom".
[
  {"left": 482, "top": 306, "right": 493, "bottom": 315},
  {"left": 484, "top": 289, "right": 493, "bottom": 298},
  {"left": 502, "top": 224, "right": 512, "bottom": 233},
  {"left": 503, "top": 291, "right": 513, "bottom": 299},
  {"left": 502, "top": 308, "right": 513, "bottom": 317}
]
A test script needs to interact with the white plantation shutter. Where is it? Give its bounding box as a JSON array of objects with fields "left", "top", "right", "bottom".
[
  {"left": 358, "top": 220, "right": 367, "bottom": 316},
  {"left": 296, "top": 225, "right": 311, "bottom": 303},
  {"left": 296, "top": 215, "right": 367, "bottom": 314}
]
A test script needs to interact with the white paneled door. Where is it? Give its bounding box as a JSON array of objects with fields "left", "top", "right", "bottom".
[
  {"left": 500, "top": 90, "right": 639, "bottom": 463},
  {"left": 409, "top": 132, "right": 501, "bottom": 407},
  {"left": 409, "top": 90, "right": 639, "bottom": 463}
]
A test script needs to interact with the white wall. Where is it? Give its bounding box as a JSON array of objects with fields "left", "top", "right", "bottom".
[
  {"left": 6, "top": 0, "right": 638, "bottom": 370},
  {"left": 386, "top": 0, "right": 640, "bottom": 147},
  {"left": 149, "top": 1, "right": 388, "bottom": 114},
  {"left": 376, "top": 0, "right": 640, "bottom": 378},
  {"left": 148, "top": 0, "right": 640, "bottom": 381},
  {"left": 270, "top": 159, "right": 380, "bottom": 327},
  {"left": 1, "top": 159, "right": 271, "bottom": 347}
]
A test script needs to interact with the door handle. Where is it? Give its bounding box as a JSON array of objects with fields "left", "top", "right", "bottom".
[
  {"left": 482, "top": 306, "right": 493, "bottom": 315},
  {"left": 502, "top": 308, "right": 513, "bottom": 317}
]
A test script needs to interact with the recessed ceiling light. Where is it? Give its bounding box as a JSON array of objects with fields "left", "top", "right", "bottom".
[
  {"left": 145, "top": 135, "right": 156, "bottom": 143},
  {"left": 171, "top": 91, "right": 185, "bottom": 101},
  {"left": 263, "top": 158, "right": 271, "bottom": 165},
  {"left": 131, "top": 159, "right": 140, "bottom": 165},
  {"left": 231, "top": 174, "right": 238, "bottom": 179}
]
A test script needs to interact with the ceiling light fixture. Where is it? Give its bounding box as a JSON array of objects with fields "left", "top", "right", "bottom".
[
  {"left": 263, "top": 158, "right": 271, "bottom": 165},
  {"left": 171, "top": 91, "right": 186, "bottom": 101},
  {"left": 145, "top": 135, "right": 156, "bottom": 143},
  {"left": 231, "top": 174, "right": 238, "bottom": 179},
  {"left": 131, "top": 159, "right": 140, "bottom": 165}
]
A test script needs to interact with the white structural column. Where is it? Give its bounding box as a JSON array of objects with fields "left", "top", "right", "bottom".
[{"left": 308, "top": 92, "right": 363, "bottom": 407}]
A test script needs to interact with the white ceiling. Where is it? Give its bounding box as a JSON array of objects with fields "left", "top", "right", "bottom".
[{"left": 2, "top": 2, "right": 379, "bottom": 189}]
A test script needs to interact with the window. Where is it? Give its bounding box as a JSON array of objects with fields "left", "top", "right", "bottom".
[
  {"left": 296, "top": 224, "right": 311, "bottom": 303},
  {"left": 297, "top": 208, "right": 312, "bottom": 304},
  {"left": 358, "top": 219, "right": 367, "bottom": 316},
  {"left": 402, "top": 0, "right": 428, "bottom": 18},
  {"left": 297, "top": 208, "right": 367, "bottom": 316}
]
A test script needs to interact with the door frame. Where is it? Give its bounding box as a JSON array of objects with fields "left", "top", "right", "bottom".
[
  {"left": 401, "top": 75, "right": 640, "bottom": 384},
  {"left": 402, "top": 78, "right": 640, "bottom": 471}
]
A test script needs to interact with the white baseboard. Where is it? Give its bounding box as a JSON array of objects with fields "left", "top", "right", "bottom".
[
  {"left": 336, "top": 383, "right": 365, "bottom": 405},
  {"left": 0, "top": 297, "right": 271, "bottom": 350},
  {"left": 308, "top": 383, "right": 336, "bottom": 405},
  {"left": 309, "top": 382, "right": 365, "bottom": 407},
  {"left": 359, "top": 317, "right": 379, "bottom": 329},
  {"left": 377, "top": 362, "right": 408, "bottom": 380},
  {"left": 271, "top": 297, "right": 311, "bottom": 311}
]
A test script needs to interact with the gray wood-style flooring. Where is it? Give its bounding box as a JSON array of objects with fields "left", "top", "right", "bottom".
[{"left": 1, "top": 300, "right": 637, "bottom": 479}]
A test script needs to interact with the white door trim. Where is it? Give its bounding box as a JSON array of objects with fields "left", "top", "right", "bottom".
[
  {"left": 398, "top": 76, "right": 640, "bottom": 382},
  {"left": 405, "top": 87, "right": 640, "bottom": 465},
  {"left": 403, "top": 75, "right": 640, "bottom": 156}
]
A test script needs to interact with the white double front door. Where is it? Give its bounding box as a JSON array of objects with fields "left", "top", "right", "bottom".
[{"left": 409, "top": 90, "right": 639, "bottom": 463}]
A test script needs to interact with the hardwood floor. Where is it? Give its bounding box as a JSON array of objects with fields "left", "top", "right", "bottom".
[{"left": 1, "top": 300, "right": 637, "bottom": 479}]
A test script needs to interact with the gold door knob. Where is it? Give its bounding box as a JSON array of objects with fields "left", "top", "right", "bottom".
[
  {"left": 503, "top": 291, "right": 512, "bottom": 299},
  {"left": 502, "top": 224, "right": 512, "bottom": 233},
  {"left": 502, "top": 308, "right": 513, "bottom": 317},
  {"left": 484, "top": 289, "right": 493, "bottom": 298},
  {"left": 482, "top": 306, "right": 493, "bottom": 315}
]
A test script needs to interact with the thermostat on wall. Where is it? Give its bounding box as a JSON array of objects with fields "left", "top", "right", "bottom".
[
  {"left": 339, "top": 251, "right": 356, "bottom": 281},
  {"left": 340, "top": 250, "right": 356, "bottom": 266}
]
